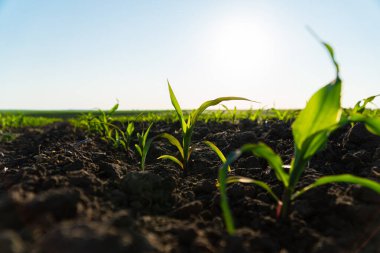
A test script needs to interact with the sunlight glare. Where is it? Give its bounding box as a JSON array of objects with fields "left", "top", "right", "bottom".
[{"left": 208, "top": 17, "right": 275, "bottom": 76}]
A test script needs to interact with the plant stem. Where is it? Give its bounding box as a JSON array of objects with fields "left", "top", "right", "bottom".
[
  {"left": 280, "top": 188, "right": 292, "bottom": 219},
  {"left": 183, "top": 160, "right": 188, "bottom": 176}
]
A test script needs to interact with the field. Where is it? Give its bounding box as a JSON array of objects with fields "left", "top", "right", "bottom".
[
  {"left": 1, "top": 47, "right": 380, "bottom": 253},
  {"left": 0, "top": 105, "right": 379, "bottom": 253}
]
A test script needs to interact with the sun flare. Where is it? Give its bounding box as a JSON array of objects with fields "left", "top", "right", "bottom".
[{"left": 209, "top": 17, "right": 275, "bottom": 73}]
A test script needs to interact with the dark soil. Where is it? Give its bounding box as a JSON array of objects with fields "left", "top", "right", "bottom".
[{"left": 0, "top": 120, "right": 379, "bottom": 253}]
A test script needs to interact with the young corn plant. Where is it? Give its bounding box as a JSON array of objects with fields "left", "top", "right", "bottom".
[
  {"left": 80, "top": 103, "right": 119, "bottom": 139},
  {"left": 247, "top": 107, "right": 265, "bottom": 122},
  {"left": 218, "top": 41, "right": 380, "bottom": 235},
  {"left": 223, "top": 105, "right": 238, "bottom": 124},
  {"left": 211, "top": 105, "right": 228, "bottom": 123},
  {"left": 351, "top": 94, "right": 379, "bottom": 117},
  {"left": 270, "top": 108, "right": 293, "bottom": 122},
  {"left": 79, "top": 103, "right": 137, "bottom": 153},
  {"left": 135, "top": 123, "right": 155, "bottom": 170},
  {"left": 121, "top": 122, "right": 135, "bottom": 151},
  {"left": 158, "top": 82, "right": 251, "bottom": 173}
]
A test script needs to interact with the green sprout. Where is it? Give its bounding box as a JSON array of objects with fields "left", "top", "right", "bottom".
[
  {"left": 210, "top": 105, "right": 227, "bottom": 123},
  {"left": 158, "top": 82, "right": 251, "bottom": 173},
  {"left": 353, "top": 94, "right": 379, "bottom": 114},
  {"left": 270, "top": 108, "right": 293, "bottom": 122},
  {"left": 222, "top": 105, "right": 239, "bottom": 124},
  {"left": 247, "top": 107, "right": 265, "bottom": 122},
  {"left": 218, "top": 40, "right": 380, "bottom": 235},
  {"left": 351, "top": 94, "right": 379, "bottom": 118},
  {"left": 135, "top": 123, "right": 155, "bottom": 170},
  {"left": 119, "top": 121, "right": 135, "bottom": 152},
  {"left": 80, "top": 102, "right": 119, "bottom": 140},
  {"left": 78, "top": 103, "right": 137, "bottom": 154}
]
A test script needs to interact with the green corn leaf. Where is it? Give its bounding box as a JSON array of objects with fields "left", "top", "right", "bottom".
[
  {"left": 240, "top": 143, "right": 288, "bottom": 187},
  {"left": 292, "top": 38, "right": 342, "bottom": 158},
  {"left": 363, "top": 94, "right": 379, "bottom": 105},
  {"left": 114, "top": 129, "right": 119, "bottom": 139},
  {"left": 158, "top": 133, "right": 184, "bottom": 159},
  {"left": 307, "top": 28, "right": 340, "bottom": 75},
  {"left": 204, "top": 141, "right": 230, "bottom": 172},
  {"left": 322, "top": 42, "right": 340, "bottom": 75},
  {"left": 353, "top": 101, "right": 361, "bottom": 113},
  {"left": 187, "top": 113, "right": 192, "bottom": 127},
  {"left": 226, "top": 176, "right": 279, "bottom": 202},
  {"left": 363, "top": 118, "right": 380, "bottom": 136},
  {"left": 221, "top": 104, "right": 229, "bottom": 111},
  {"left": 292, "top": 174, "right": 380, "bottom": 200},
  {"left": 292, "top": 79, "right": 342, "bottom": 156},
  {"left": 353, "top": 94, "right": 380, "bottom": 114},
  {"left": 143, "top": 123, "right": 153, "bottom": 145},
  {"left": 158, "top": 155, "right": 184, "bottom": 169},
  {"left": 109, "top": 103, "right": 119, "bottom": 115},
  {"left": 127, "top": 122, "right": 135, "bottom": 136},
  {"left": 168, "top": 81, "right": 187, "bottom": 132},
  {"left": 119, "top": 139, "right": 127, "bottom": 150},
  {"left": 141, "top": 138, "right": 154, "bottom": 170},
  {"left": 218, "top": 151, "right": 238, "bottom": 235},
  {"left": 192, "top": 97, "right": 252, "bottom": 123},
  {"left": 300, "top": 121, "right": 344, "bottom": 159},
  {"left": 100, "top": 110, "right": 107, "bottom": 122},
  {"left": 142, "top": 137, "right": 154, "bottom": 160},
  {"left": 218, "top": 143, "right": 286, "bottom": 235},
  {"left": 349, "top": 114, "right": 380, "bottom": 136},
  {"left": 135, "top": 144, "right": 142, "bottom": 157}
]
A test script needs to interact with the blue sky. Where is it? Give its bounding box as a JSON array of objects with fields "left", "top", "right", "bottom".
[{"left": 0, "top": 0, "right": 379, "bottom": 110}]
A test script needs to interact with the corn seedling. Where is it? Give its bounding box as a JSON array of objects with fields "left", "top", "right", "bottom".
[
  {"left": 100, "top": 121, "right": 135, "bottom": 157},
  {"left": 0, "top": 113, "right": 61, "bottom": 142},
  {"left": 352, "top": 94, "right": 379, "bottom": 114},
  {"left": 96, "top": 103, "right": 119, "bottom": 141},
  {"left": 222, "top": 105, "right": 239, "bottom": 124},
  {"left": 0, "top": 114, "right": 23, "bottom": 142},
  {"left": 210, "top": 105, "right": 228, "bottom": 123},
  {"left": 158, "top": 82, "right": 251, "bottom": 172},
  {"left": 218, "top": 40, "right": 380, "bottom": 235},
  {"left": 270, "top": 108, "right": 293, "bottom": 122},
  {"left": 80, "top": 103, "right": 119, "bottom": 140},
  {"left": 251, "top": 108, "right": 264, "bottom": 122},
  {"left": 244, "top": 107, "right": 254, "bottom": 120},
  {"left": 0, "top": 114, "right": 25, "bottom": 130},
  {"left": 78, "top": 103, "right": 137, "bottom": 154},
  {"left": 351, "top": 94, "right": 380, "bottom": 119},
  {"left": 120, "top": 121, "right": 135, "bottom": 151},
  {"left": 135, "top": 123, "right": 155, "bottom": 170}
]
